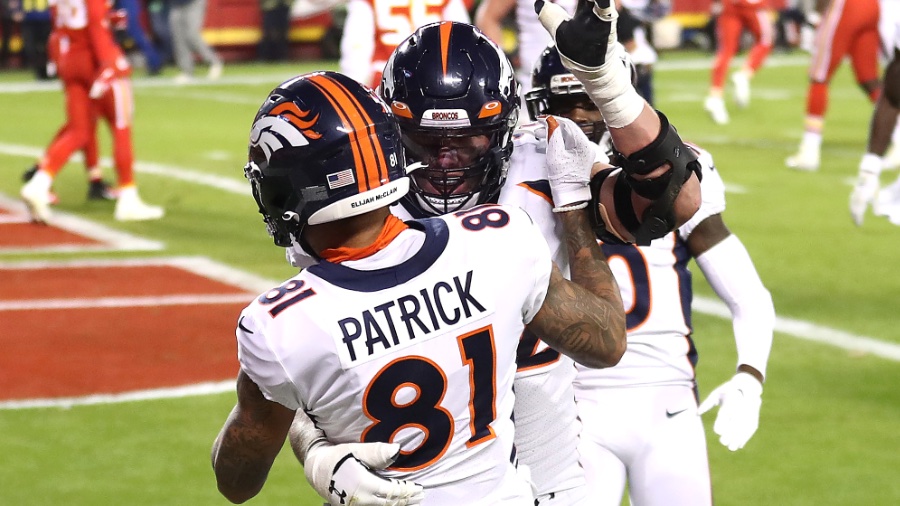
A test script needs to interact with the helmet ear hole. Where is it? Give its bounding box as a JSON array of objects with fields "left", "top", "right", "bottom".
[{"left": 282, "top": 211, "right": 300, "bottom": 222}]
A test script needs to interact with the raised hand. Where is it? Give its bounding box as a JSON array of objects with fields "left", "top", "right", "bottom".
[
  {"left": 534, "top": 0, "right": 619, "bottom": 70},
  {"left": 536, "top": 115, "right": 594, "bottom": 211}
]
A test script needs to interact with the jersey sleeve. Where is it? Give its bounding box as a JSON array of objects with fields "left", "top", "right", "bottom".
[
  {"left": 505, "top": 205, "right": 553, "bottom": 324},
  {"left": 677, "top": 146, "right": 727, "bottom": 240},
  {"left": 235, "top": 308, "right": 302, "bottom": 410}
]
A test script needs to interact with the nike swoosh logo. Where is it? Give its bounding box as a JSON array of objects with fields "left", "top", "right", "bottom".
[
  {"left": 666, "top": 408, "right": 687, "bottom": 418},
  {"left": 238, "top": 316, "right": 253, "bottom": 334}
]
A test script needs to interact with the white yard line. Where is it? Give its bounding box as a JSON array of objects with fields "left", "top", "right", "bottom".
[
  {"left": 0, "top": 194, "right": 164, "bottom": 253},
  {"left": 0, "top": 256, "right": 276, "bottom": 293},
  {"left": 0, "top": 381, "right": 236, "bottom": 410},
  {"left": 693, "top": 296, "right": 900, "bottom": 360},
  {"left": 0, "top": 293, "right": 253, "bottom": 311}
]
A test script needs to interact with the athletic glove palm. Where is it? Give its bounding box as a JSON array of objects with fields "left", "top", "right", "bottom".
[
  {"left": 698, "top": 372, "right": 763, "bottom": 451},
  {"left": 536, "top": 115, "right": 594, "bottom": 210}
]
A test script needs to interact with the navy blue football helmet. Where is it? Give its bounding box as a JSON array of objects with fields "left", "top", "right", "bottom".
[
  {"left": 245, "top": 71, "right": 409, "bottom": 247},
  {"left": 379, "top": 21, "right": 519, "bottom": 215},
  {"left": 525, "top": 44, "right": 636, "bottom": 143}
]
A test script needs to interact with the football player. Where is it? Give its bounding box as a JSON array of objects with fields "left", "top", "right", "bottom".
[
  {"left": 20, "top": 0, "right": 163, "bottom": 223},
  {"left": 786, "top": 0, "right": 882, "bottom": 171},
  {"left": 704, "top": 0, "right": 775, "bottom": 125},
  {"left": 339, "top": 0, "right": 470, "bottom": 88},
  {"left": 212, "top": 71, "right": 627, "bottom": 505},
  {"left": 528, "top": 43, "right": 775, "bottom": 506},
  {"left": 850, "top": 8, "right": 900, "bottom": 225}
]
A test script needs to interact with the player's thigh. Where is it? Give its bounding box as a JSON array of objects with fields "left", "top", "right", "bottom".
[
  {"left": 626, "top": 386, "right": 711, "bottom": 506},
  {"left": 741, "top": 8, "right": 772, "bottom": 43},
  {"left": 575, "top": 389, "right": 639, "bottom": 506},
  {"left": 715, "top": 12, "right": 743, "bottom": 51},
  {"left": 848, "top": 29, "right": 881, "bottom": 84},
  {"left": 809, "top": 24, "right": 852, "bottom": 81},
  {"left": 62, "top": 82, "right": 93, "bottom": 133}
]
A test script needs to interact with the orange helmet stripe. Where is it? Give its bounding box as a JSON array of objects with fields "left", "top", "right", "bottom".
[
  {"left": 308, "top": 74, "right": 388, "bottom": 192},
  {"left": 439, "top": 22, "right": 452, "bottom": 76}
]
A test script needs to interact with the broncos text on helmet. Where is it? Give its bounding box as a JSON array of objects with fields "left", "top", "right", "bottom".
[
  {"left": 245, "top": 71, "right": 409, "bottom": 247},
  {"left": 379, "top": 21, "right": 519, "bottom": 216},
  {"left": 525, "top": 43, "right": 637, "bottom": 144}
]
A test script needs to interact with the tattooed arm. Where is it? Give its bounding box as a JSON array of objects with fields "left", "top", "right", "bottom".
[
  {"left": 526, "top": 208, "right": 626, "bottom": 369},
  {"left": 212, "top": 370, "right": 296, "bottom": 504}
]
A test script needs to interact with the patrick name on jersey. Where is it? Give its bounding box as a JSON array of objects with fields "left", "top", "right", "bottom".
[{"left": 336, "top": 270, "right": 490, "bottom": 364}]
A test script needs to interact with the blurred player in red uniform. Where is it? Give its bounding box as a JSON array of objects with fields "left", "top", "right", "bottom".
[
  {"left": 339, "top": 0, "right": 470, "bottom": 88},
  {"left": 704, "top": 0, "right": 775, "bottom": 125},
  {"left": 786, "top": 0, "right": 882, "bottom": 171},
  {"left": 20, "top": 0, "right": 163, "bottom": 223}
]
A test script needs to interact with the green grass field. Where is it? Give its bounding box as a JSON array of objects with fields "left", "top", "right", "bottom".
[{"left": 0, "top": 52, "right": 898, "bottom": 505}]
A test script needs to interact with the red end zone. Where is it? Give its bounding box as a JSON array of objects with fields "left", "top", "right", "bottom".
[{"left": 0, "top": 258, "right": 275, "bottom": 401}]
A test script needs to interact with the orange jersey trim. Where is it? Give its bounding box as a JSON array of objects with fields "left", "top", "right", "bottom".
[{"left": 319, "top": 214, "right": 409, "bottom": 263}]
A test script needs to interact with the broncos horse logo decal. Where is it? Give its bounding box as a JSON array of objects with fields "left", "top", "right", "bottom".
[{"left": 249, "top": 102, "right": 322, "bottom": 162}]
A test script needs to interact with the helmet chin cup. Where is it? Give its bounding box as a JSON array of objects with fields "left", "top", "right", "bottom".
[{"left": 413, "top": 190, "right": 482, "bottom": 216}]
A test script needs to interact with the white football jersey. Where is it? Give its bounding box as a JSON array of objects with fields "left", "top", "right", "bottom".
[
  {"left": 495, "top": 126, "right": 609, "bottom": 498},
  {"left": 574, "top": 146, "right": 727, "bottom": 390},
  {"left": 238, "top": 208, "right": 551, "bottom": 506},
  {"left": 515, "top": 0, "right": 577, "bottom": 93}
]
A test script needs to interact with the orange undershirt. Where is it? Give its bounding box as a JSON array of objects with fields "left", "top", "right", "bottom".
[{"left": 319, "top": 215, "right": 410, "bottom": 263}]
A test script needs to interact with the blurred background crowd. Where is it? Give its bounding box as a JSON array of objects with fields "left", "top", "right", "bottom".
[{"left": 0, "top": 0, "right": 820, "bottom": 81}]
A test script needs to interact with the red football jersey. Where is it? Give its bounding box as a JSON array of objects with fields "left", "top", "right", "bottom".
[{"left": 51, "top": 0, "right": 125, "bottom": 69}]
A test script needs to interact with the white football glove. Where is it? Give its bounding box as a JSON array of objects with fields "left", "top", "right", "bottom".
[
  {"left": 534, "top": 0, "right": 643, "bottom": 128},
  {"left": 698, "top": 372, "right": 763, "bottom": 452},
  {"left": 291, "top": 411, "right": 424, "bottom": 506},
  {"left": 535, "top": 115, "right": 594, "bottom": 211}
]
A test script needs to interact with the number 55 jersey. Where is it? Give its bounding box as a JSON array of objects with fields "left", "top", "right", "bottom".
[{"left": 236, "top": 207, "right": 550, "bottom": 506}]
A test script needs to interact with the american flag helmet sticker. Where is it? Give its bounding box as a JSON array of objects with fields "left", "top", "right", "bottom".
[{"left": 327, "top": 169, "right": 355, "bottom": 189}]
